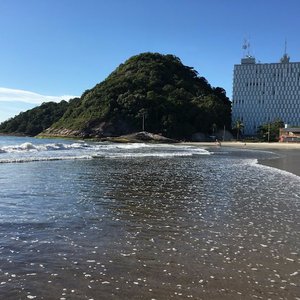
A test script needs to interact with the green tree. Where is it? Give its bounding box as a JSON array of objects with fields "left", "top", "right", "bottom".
[{"left": 257, "top": 119, "right": 284, "bottom": 142}]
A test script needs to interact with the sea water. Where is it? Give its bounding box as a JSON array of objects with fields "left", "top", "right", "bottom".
[{"left": 0, "top": 136, "right": 299, "bottom": 299}]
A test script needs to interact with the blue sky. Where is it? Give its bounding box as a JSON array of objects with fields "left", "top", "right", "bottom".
[{"left": 1, "top": 0, "right": 300, "bottom": 122}]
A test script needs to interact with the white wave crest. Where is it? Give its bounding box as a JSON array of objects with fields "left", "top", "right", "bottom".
[
  {"left": 0, "top": 140, "right": 210, "bottom": 164},
  {"left": 253, "top": 160, "right": 300, "bottom": 181},
  {"left": 0, "top": 142, "right": 91, "bottom": 153},
  {"left": 0, "top": 155, "right": 92, "bottom": 164},
  {"left": 94, "top": 149, "right": 210, "bottom": 159},
  {"left": 106, "top": 143, "right": 150, "bottom": 150},
  {"left": 1, "top": 142, "right": 37, "bottom": 152}
]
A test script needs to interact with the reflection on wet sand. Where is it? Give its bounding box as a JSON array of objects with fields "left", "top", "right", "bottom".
[{"left": 0, "top": 150, "right": 299, "bottom": 299}]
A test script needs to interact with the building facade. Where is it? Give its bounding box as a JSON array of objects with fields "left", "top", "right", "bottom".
[{"left": 232, "top": 54, "right": 300, "bottom": 135}]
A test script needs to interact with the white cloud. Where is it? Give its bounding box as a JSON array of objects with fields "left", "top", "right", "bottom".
[{"left": 0, "top": 87, "right": 77, "bottom": 104}]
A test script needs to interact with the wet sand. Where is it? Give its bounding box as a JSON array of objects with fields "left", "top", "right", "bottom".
[
  {"left": 183, "top": 142, "right": 300, "bottom": 177},
  {"left": 258, "top": 149, "right": 300, "bottom": 177},
  {"left": 1, "top": 140, "right": 300, "bottom": 299}
]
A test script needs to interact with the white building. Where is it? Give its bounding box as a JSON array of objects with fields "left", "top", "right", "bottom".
[{"left": 232, "top": 52, "right": 300, "bottom": 135}]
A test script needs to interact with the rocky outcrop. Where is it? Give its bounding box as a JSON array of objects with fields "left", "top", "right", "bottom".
[
  {"left": 41, "top": 119, "right": 134, "bottom": 138},
  {"left": 104, "top": 132, "right": 178, "bottom": 143},
  {"left": 40, "top": 129, "right": 178, "bottom": 143}
]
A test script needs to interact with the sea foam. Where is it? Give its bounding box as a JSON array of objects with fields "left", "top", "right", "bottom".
[
  {"left": 0, "top": 140, "right": 210, "bottom": 164},
  {"left": 0, "top": 142, "right": 91, "bottom": 153}
]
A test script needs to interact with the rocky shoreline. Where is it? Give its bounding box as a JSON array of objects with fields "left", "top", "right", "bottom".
[
  {"left": 102, "top": 132, "right": 178, "bottom": 143},
  {"left": 38, "top": 131, "right": 178, "bottom": 143}
]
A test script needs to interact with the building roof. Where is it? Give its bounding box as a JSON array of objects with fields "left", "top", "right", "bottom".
[{"left": 281, "top": 128, "right": 300, "bottom": 133}]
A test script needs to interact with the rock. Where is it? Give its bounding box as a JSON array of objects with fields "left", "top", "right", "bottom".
[{"left": 103, "top": 132, "right": 178, "bottom": 143}]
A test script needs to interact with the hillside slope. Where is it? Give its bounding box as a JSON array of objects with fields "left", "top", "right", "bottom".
[
  {"left": 0, "top": 100, "right": 69, "bottom": 136},
  {"left": 45, "top": 53, "right": 231, "bottom": 139},
  {"left": 1, "top": 53, "right": 231, "bottom": 139}
]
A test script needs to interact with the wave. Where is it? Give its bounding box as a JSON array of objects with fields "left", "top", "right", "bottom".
[
  {"left": 0, "top": 155, "right": 93, "bottom": 164},
  {"left": 114, "top": 143, "right": 150, "bottom": 149},
  {"left": 0, "top": 150, "right": 210, "bottom": 163},
  {"left": 0, "top": 141, "right": 210, "bottom": 154},
  {"left": 94, "top": 151, "right": 209, "bottom": 159},
  {"left": 0, "top": 141, "right": 155, "bottom": 154},
  {"left": 253, "top": 159, "right": 300, "bottom": 180},
  {"left": 0, "top": 142, "right": 91, "bottom": 153},
  {"left": 0, "top": 140, "right": 211, "bottom": 164}
]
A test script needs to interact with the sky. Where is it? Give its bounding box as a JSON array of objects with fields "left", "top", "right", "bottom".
[{"left": 1, "top": 0, "right": 300, "bottom": 122}]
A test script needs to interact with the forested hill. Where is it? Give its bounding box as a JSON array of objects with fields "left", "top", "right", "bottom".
[
  {"left": 0, "top": 100, "right": 70, "bottom": 136},
  {"left": 0, "top": 53, "right": 231, "bottom": 139}
]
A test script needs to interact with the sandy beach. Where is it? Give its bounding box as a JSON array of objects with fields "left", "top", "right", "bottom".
[{"left": 183, "top": 141, "right": 300, "bottom": 177}]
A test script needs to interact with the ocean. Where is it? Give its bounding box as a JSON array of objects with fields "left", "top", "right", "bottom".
[{"left": 0, "top": 136, "right": 299, "bottom": 299}]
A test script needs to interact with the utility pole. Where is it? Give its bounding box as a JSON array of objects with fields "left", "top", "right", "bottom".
[
  {"left": 142, "top": 112, "right": 145, "bottom": 132},
  {"left": 223, "top": 125, "right": 226, "bottom": 141}
]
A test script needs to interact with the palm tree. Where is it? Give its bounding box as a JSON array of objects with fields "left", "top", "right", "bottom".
[{"left": 234, "top": 119, "right": 244, "bottom": 140}]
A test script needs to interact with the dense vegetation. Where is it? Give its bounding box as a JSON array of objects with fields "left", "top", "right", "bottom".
[
  {"left": 1, "top": 53, "right": 232, "bottom": 139},
  {"left": 0, "top": 100, "right": 69, "bottom": 136},
  {"left": 257, "top": 119, "right": 284, "bottom": 142}
]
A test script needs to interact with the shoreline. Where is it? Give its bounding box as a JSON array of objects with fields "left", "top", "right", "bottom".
[
  {"left": 1, "top": 134, "right": 300, "bottom": 177},
  {"left": 182, "top": 141, "right": 300, "bottom": 177}
]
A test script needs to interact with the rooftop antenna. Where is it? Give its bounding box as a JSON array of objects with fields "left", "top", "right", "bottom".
[
  {"left": 280, "top": 38, "right": 290, "bottom": 63},
  {"left": 284, "top": 38, "right": 287, "bottom": 55},
  {"left": 242, "top": 37, "right": 251, "bottom": 57}
]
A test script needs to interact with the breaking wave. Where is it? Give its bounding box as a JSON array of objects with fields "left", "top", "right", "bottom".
[
  {"left": 0, "top": 155, "right": 93, "bottom": 164},
  {"left": 0, "top": 142, "right": 91, "bottom": 153},
  {"left": 0, "top": 140, "right": 211, "bottom": 164}
]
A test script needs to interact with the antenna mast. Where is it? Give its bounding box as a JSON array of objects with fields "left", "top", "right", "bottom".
[
  {"left": 242, "top": 38, "right": 251, "bottom": 57},
  {"left": 284, "top": 39, "right": 287, "bottom": 55},
  {"left": 280, "top": 38, "right": 290, "bottom": 63}
]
